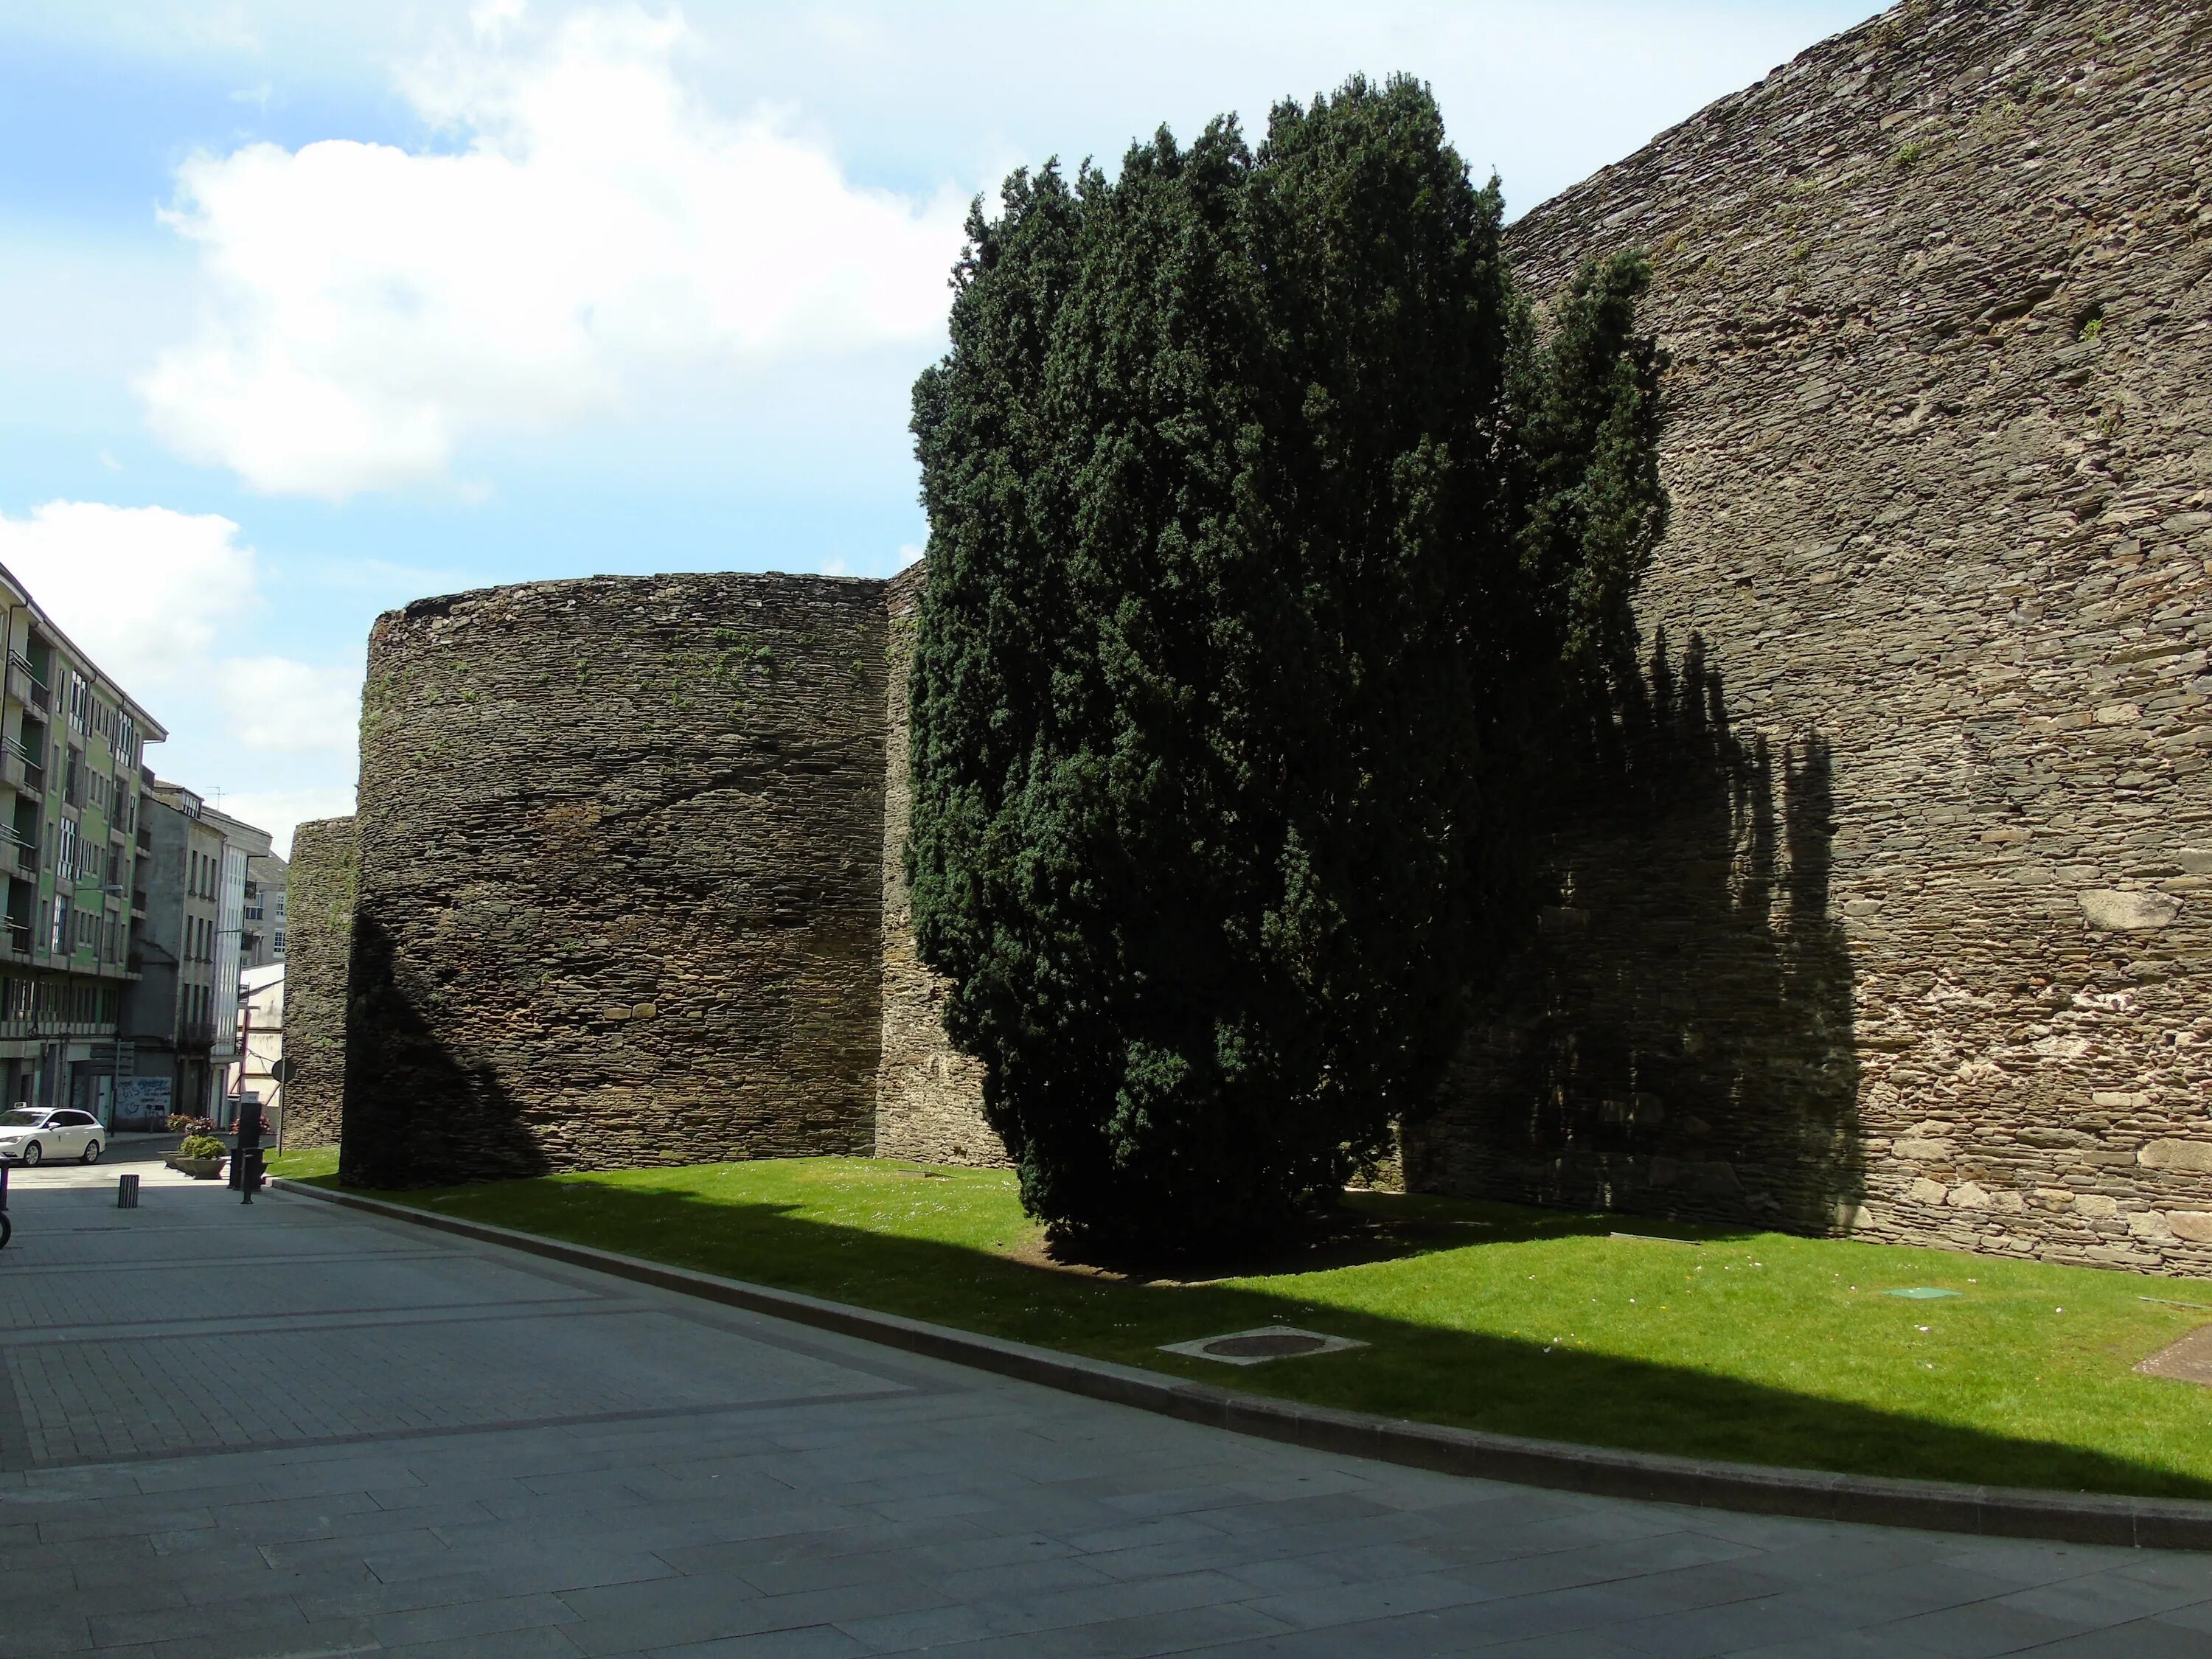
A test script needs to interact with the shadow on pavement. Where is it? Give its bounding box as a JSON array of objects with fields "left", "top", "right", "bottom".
[{"left": 297, "top": 1169, "right": 2212, "bottom": 1503}]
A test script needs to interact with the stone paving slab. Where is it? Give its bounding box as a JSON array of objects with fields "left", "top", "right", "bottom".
[
  {"left": 3, "top": 1182, "right": 2211, "bottom": 1657},
  {"left": 2138, "top": 1325, "right": 2212, "bottom": 1387}
]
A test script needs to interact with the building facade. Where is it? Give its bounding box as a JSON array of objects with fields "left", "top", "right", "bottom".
[
  {"left": 0, "top": 563, "right": 164, "bottom": 1119},
  {"left": 236, "top": 961, "right": 282, "bottom": 1126},
  {"left": 243, "top": 849, "right": 287, "bottom": 969},
  {"left": 124, "top": 782, "right": 273, "bottom": 1124}
]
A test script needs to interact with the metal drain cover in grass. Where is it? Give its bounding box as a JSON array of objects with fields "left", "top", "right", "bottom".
[
  {"left": 1160, "top": 1326, "right": 1368, "bottom": 1366},
  {"left": 1884, "top": 1287, "right": 1961, "bottom": 1300}
]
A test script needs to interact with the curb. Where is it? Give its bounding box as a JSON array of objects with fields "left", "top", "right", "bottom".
[{"left": 274, "top": 1178, "right": 2212, "bottom": 1551}]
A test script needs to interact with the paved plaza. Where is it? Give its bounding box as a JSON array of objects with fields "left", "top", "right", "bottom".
[{"left": 2, "top": 1176, "right": 2211, "bottom": 1657}]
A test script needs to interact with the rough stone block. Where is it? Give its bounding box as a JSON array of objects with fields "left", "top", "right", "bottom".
[
  {"left": 2138, "top": 1141, "right": 2212, "bottom": 1174},
  {"left": 2078, "top": 891, "right": 2182, "bottom": 932}
]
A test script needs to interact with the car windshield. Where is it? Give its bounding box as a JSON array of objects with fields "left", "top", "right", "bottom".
[{"left": 0, "top": 1109, "right": 43, "bottom": 1126}]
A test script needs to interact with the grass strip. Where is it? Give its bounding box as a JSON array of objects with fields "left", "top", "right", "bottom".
[{"left": 268, "top": 1150, "right": 2212, "bottom": 1499}]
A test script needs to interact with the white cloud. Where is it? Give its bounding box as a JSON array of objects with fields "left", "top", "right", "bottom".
[
  {"left": 0, "top": 501, "right": 361, "bottom": 854},
  {"left": 215, "top": 655, "right": 365, "bottom": 753},
  {"left": 217, "top": 790, "right": 359, "bottom": 861},
  {"left": 142, "top": 4, "right": 967, "bottom": 498},
  {"left": 0, "top": 500, "right": 254, "bottom": 691}
]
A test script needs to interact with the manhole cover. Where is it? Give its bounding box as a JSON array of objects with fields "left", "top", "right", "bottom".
[
  {"left": 1884, "top": 1287, "right": 1961, "bottom": 1300},
  {"left": 1158, "top": 1325, "right": 1367, "bottom": 1366},
  {"left": 1203, "top": 1332, "right": 1329, "bottom": 1359}
]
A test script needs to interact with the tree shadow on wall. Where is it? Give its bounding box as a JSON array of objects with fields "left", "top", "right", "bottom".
[
  {"left": 1413, "top": 630, "right": 1862, "bottom": 1236},
  {"left": 339, "top": 913, "right": 551, "bottom": 1189}
]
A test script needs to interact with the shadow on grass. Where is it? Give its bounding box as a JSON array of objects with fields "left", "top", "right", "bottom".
[
  {"left": 308, "top": 1169, "right": 2212, "bottom": 1502},
  {"left": 1015, "top": 1189, "right": 1759, "bottom": 1284}
]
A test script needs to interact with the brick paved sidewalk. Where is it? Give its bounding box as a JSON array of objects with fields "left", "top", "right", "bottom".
[{"left": 4, "top": 1182, "right": 2210, "bottom": 1658}]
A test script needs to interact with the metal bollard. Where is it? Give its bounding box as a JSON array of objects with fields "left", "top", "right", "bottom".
[{"left": 117, "top": 1172, "right": 139, "bottom": 1209}]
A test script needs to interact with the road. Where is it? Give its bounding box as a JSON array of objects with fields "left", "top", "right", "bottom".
[{"left": 1, "top": 1177, "right": 2208, "bottom": 1657}]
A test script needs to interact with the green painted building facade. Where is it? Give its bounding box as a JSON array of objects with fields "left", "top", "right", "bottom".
[{"left": 0, "top": 561, "right": 165, "bottom": 1120}]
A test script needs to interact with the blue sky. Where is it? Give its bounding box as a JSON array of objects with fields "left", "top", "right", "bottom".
[{"left": 0, "top": 0, "right": 1882, "bottom": 852}]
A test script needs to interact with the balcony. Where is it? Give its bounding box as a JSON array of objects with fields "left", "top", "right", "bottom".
[
  {"left": 1, "top": 919, "right": 28, "bottom": 960},
  {"left": 1, "top": 742, "right": 43, "bottom": 797},
  {"left": 5, "top": 655, "right": 48, "bottom": 712},
  {"left": 9, "top": 834, "right": 35, "bottom": 878},
  {"left": 131, "top": 888, "right": 148, "bottom": 919}
]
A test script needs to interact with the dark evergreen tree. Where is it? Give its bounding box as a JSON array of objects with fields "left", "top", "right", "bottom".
[{"left": 908, "top": 76, "right": 1666, "bottom": 1251}]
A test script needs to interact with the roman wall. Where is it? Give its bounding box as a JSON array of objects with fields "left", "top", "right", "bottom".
[
  {"left": 1406, "top": 0, "right": 2212, "bottom": 1270},
  {"left": 872, "top": 562, "right": 1001, "bottom": 1165},
  {"left": 279, "top": 815, "right": 355, "bottom": 1150},
  {"left": 341, "top": 573, "right": 891, "bottom": 1187},
  {"left": 330, "top": 0, "right": 2212, "bottom": 1272}
]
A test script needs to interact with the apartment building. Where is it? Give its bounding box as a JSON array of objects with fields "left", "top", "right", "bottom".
[
  {"left": 0, "top": 563, "right": 164, "bottom": 1118},
  {"left": 125, "top": 782, "right": 273, "bottom": 1124},
  {"left": 244, "top": 848, "right": 287, "bottom": 968}
]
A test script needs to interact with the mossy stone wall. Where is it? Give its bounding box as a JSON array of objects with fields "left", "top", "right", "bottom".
[{"left": 279, "top": 814, "right": 355, "bottom": 1151}]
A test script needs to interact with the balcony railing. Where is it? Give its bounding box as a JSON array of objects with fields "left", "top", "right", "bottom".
[
  {"left": 5, "top": 656, "right": 48, "bottom": 712},
  {"left": 1, "top": 742, "right": 44, "bottom": 796},
  {"left": 1, "top": 919, "right": 29, "bottom": 959},
  {"left": 9, "top": 834, "right": 36, "bottom": 878}
]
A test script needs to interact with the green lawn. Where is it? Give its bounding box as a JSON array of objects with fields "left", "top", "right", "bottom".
[
  {"left": 268, "top": 1146, "right": 339, "bottom": 1180},
  {"left": 278, "top": 1152, "right": 2212, "bottom": 1498}
]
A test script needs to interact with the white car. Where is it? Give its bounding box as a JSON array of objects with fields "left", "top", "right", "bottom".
[{"left": 0, "top": 1107, "right": 103, "bottom": 1166}]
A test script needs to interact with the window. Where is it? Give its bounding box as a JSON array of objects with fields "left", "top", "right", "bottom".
[
  {"left": 68, "top": 671, "right": 87, "bottom": 733},
  {"left": 49, "top": 895, "right": 68, "bottom": 953}
]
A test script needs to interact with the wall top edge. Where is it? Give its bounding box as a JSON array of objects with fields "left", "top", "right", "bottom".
[
  {"left": 1507, "top": 0, "right": 2017, "bottom": 248},
  {"left": 373, "top": 567, "right": 896, "bottom": 633}
]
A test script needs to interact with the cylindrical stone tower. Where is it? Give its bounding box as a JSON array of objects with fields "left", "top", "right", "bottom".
[
  {"left": 279, "top": 814, "right": 356, "bottom": 1151},
  {"left": 341, "top": 571, "right": 888, "bottom": 1187}
]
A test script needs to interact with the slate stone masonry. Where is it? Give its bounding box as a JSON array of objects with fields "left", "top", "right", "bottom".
[
  {"left": 279, "top": 815, "right": 356, "bottom": 1152},
  {"left": 338, "top": 0, "right": 2212, "bottom": 1272},
  {"left": 341, "top": 573, "right": 891, "bottom": 1187},
  {"left": 873, "top": 562, "right": 999, "bottom": 1166},
  {"left": 1405, "top": 0, "right": 2212, "bottom": 1270}
]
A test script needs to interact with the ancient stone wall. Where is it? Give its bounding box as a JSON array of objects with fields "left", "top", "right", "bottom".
[
  {"left": 873, "top": 562, "right": 1002, "bottom": 1166},
  {"left": 341, "top": 573, "right": 890, "bottom": 1187},
  {"left": 279, "top": 815, "right": 355, "bottom": 1151},
  {"left": 1406, "top": 0, "right": 2212, "bottom": 1270}
]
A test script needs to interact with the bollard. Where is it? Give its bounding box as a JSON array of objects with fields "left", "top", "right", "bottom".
[{"left": 117, "top": 1172, "right": 139, "bottom": 1209}]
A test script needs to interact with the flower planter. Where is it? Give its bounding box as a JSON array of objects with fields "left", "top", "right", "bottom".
[{"left": 165, "top": 1155, "right": 226, "bottom": 1180}]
